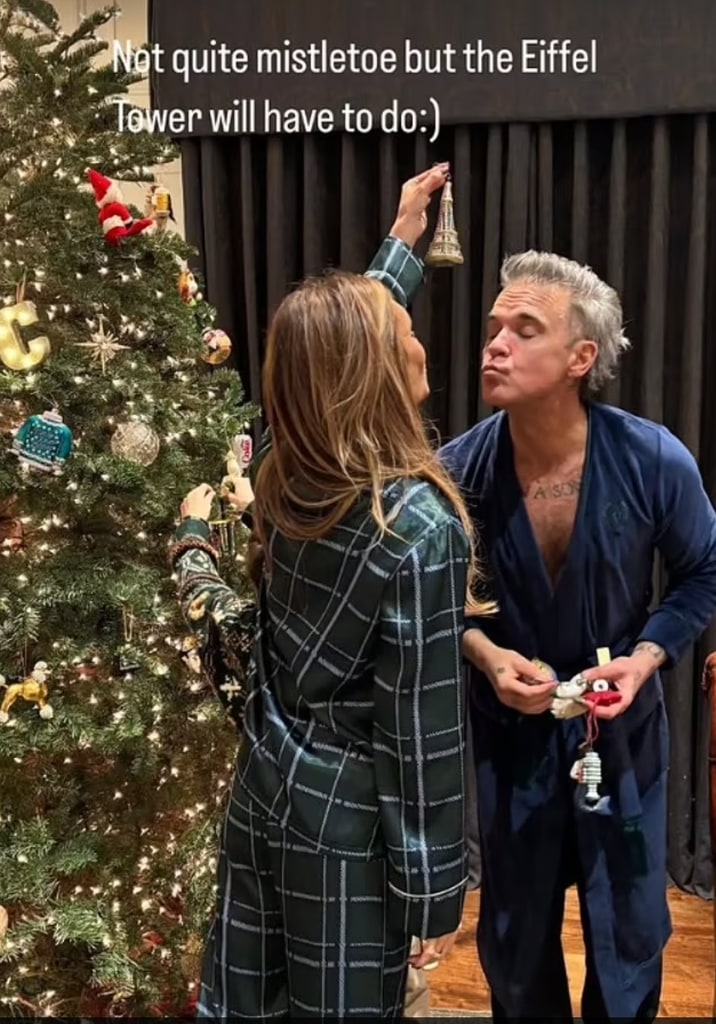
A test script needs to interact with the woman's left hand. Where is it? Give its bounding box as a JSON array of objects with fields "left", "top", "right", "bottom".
[
  {"left": 180, "top": 483, "right": 216, "bottom": 521},
  {"left": 221, "top": 477, "right": 254, "bottom": 512},
  {"left": 408, "top": 930, "right": 459, "bottom": 970}
]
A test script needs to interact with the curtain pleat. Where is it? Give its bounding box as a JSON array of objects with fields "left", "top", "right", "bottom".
[
  {"left": 536, "top": 124, "right": 553, "bottom": 252},
  {"left": 179, "top": 112, "right": 716, "bottom": 897},
  {"left": 448, "top": 126, "right": 473, "bottom": 439},
  {"left": 642, "top": 118, "right": 669, "bottom": 422},
  {"left": 477, "top": 125, "right": 504, "bottom": 424},
  {"left": 679, "top": 117, "right": 708, "bottom": 452},
  {"left": 238, "top": 137, "right": 262, "bottom": 409},
  {"left": 571, "top": 123, "right": 589, "bottom": 263}
]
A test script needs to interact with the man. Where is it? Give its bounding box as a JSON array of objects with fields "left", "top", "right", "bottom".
[{"left": 372, "top": 210, "right": 716, "bottom": 1020}]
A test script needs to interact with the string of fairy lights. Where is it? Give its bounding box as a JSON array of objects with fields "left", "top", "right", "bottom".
[
  {"left": 1, "top": 370, "right": 242, "bottom": 1006},
  {"left": 0, "top": 55, "right": 250, "bottom": 1024}
]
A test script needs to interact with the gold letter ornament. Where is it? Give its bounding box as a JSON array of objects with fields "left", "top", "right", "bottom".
[{"left": 0, "top": 299, "right": 51, "bottom": 371}]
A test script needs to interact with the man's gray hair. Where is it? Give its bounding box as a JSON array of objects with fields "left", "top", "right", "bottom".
[{"left": 500, "top": 250, "right": 630, "bottom": 392}]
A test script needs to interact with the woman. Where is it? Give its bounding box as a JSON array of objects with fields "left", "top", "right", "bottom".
[{"left": 171, "top": 181, "right": 491, "bottom": 1020}]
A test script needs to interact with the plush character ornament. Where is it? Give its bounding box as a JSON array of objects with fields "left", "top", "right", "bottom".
[
  {"left": 87, "top": 169, "right": 155, "bottom": 246},
  {"left": 530, "top": 653, "right": 622, "bottom": 721},
  {"left": 550, "top": 673, "right": 622, "bottom": 720},
  {"left": 0, "top": 661, "right": 53, "bottom": 724},
  {"left": 178, "top": 261, "right": 202, "bottom": 304}
]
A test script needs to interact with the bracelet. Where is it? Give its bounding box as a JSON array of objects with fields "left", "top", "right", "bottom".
[
  {"left": 178, "top": 573, "right": 221, "bottom": 602},
  {"left": 169, "top": 536, "right": 219, "bottom": 567}
]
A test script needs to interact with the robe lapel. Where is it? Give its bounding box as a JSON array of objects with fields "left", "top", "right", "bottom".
[
  {"left": 487, "top": 418, "right": 554, "bottom": 655},
  {"left": 548, "top": 406, "right": 594, "bottom": 630}
]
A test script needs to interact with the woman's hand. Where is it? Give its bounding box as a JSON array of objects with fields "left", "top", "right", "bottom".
[
  {"left": 409, "top": 930, "right": 459, "bottom": 970},
  {"left": 390, "top": 163, "right": 450, "bottom": 248},
  {"left": 180, "top": 483, "right": 216, "bottom": 521},
  {"left": 220, "top": 477, "right": 254, "bottom": 513}
]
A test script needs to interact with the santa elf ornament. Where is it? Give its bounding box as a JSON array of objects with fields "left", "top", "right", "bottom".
[{"left": 87, "top": 169, "right": 155, "bottom": 246}]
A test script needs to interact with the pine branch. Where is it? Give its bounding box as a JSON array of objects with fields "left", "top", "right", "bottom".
[
  {"left": 8, "top": 0, "right": 60, "bottom": 30},
  {"left": 51, "top": 5, "right": 118, "bottom": 59},
  {"left": 54, "top": 40, "right": 107, "bottom": 69},
  {"left": 0, "top": 606, "right": 41, "bottom": 655}
]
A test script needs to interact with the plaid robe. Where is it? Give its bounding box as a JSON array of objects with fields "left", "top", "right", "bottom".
[{"left": 173, "top": 237, "right": 468, "bottom": 1018}]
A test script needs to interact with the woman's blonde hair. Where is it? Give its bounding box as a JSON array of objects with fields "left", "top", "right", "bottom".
[{"left": 253, "top": 271, "right": 493, "bottom": 616}]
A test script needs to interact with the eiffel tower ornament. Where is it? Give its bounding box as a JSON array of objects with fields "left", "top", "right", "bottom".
[{"left": 425, "top": 174, "right": 464, "bottom": 266}]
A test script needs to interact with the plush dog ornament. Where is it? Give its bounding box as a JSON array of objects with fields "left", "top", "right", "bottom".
[
  {"left": 550, "top": 674, "right": 622, "bottom": 719},
  {"left": 532, "top": 648, "right": 623, "bottom": 720}
]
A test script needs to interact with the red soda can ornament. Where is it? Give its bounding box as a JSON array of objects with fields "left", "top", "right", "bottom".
[{"left": 233, "top": 434, "right": 252, "bottom": 472}]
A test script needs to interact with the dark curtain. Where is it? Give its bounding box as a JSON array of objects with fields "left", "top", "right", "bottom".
[{"left": 179, "top": 114, "right": 716, "bottom": 898}]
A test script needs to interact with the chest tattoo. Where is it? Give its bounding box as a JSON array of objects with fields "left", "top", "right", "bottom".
[{"left": 527, "top": 478, "right": 581, "bottom": 500}]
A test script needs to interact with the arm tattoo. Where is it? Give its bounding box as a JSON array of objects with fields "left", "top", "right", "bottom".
[{"left": 633, "top": 641, "right": 666, "bottom": 662}]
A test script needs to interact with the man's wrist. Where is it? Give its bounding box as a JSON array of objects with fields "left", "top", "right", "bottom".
[
  {"left": 629, "top": 640, "right": 667, "bottom": 682},
  {"left": 463, "top": 628, "right": 498, "bottom": 671}
]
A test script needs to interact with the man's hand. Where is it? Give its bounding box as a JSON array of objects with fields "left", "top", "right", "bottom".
[
  {"left": 390, "top": 163, "right": 449, "bottom": 248},
  {"left": 462, "top": 629, "right": 557, "bottom": 714},
  {"left": 580, "top": 641, "right": 666, "bottom": 720},
  {"left": 486, "top": 649, "right": 558, "bottom": 714}
]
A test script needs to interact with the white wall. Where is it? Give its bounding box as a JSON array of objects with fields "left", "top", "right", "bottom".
[{"left": 53, "top": 0, "right": 186, "bottom": 237}]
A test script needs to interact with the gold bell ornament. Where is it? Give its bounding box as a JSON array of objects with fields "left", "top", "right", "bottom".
[{"left": 425, "top": 173, "right": 464, "bottom": 267}]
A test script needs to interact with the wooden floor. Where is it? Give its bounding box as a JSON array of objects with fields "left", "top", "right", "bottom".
[{"left": 428, "top": 888, "right": 714, "bottom": 1017}]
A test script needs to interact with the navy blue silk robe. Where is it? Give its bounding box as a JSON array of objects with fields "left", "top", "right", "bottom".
[{"left": 439, "top": 403, "right": 716, "bottom": 1017}]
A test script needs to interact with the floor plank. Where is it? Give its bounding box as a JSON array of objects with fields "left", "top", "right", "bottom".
[{"left": 427, "top": 888, "right": 714, "bottom": 1017}]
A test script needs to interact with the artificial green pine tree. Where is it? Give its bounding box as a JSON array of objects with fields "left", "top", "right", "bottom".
[{"left": 0, "top": 1, "right": 257, "bottom": 1014}]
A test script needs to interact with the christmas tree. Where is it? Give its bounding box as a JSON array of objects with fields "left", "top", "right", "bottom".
[{"left": 0, "top": 1, "right": 256, "bottom": 1015}]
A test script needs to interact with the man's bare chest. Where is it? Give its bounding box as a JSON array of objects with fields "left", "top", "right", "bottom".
[{"left": 518, "top": 464, "right": 584, "bottom": 583}]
